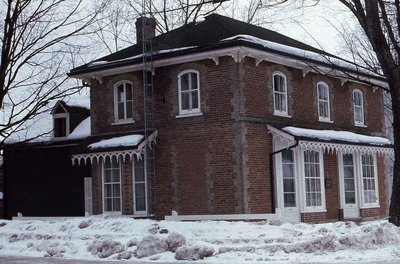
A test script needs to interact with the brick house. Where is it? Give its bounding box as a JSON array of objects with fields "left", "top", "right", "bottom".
[{"left": 68, "top": 14, "right": 392, "bottom": 222}]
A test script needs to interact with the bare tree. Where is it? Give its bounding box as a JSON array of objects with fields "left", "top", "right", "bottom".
[
  {"left": 0, "top": 0, "right": 108, "bottom": 143},
  {"left": 322, "top": 0, "right": 400, "bottom": 225}
]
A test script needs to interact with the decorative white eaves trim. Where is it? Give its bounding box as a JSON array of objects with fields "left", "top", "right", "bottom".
[
  {"left": 298, "top": 140, "right": 393, "bottom": 156},
  {"left": 72, "top": 131, "right": 158, "bottom": 165},
  {"left": 73, "top": 46, "right": 387, "bottom": 89}
]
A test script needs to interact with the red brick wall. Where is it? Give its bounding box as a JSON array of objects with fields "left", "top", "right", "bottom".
[
  {"left": 324, "top": 153, "right": 341, "bottom": 221},
  {"left": 301, "top": 212, "right": 327, "bottom": 223}
]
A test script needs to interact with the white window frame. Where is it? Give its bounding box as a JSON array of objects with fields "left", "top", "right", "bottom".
[
  {"left": 353, "top": 89, "right": 365, "bottom": 126},
  {"left": 132, "top": 157, "right": 148, "bottom": 215},
  {"left": 177, "top": 70, "right": 201, "bottom": 117},
  {"left": 272, "top": 72, "right": 289, "bottom": 117},
  {"left": 84, "top": 177, "right": 93, "bottom": 215},
  {"left": 301, "top": 150, "right": 326, "bottom": 212},
  {"left": 102, "top": 157, "right": 122, "bottom": 214},
  {"left": 359, "top": 153, "right": 379, "bottom": 208},
  {"left": 113, "top": 80, "right": 134, "bottom": 124},
  {"left": 53, "top": 113, "right": 69, "bottom": 140},
  {"left": 317, "top": 82, "right": 331, "bottom": 122}
]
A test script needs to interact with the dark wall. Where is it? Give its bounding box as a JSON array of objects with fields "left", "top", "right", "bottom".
[{"left": 3, "top": 143, "right": 91, "bottom": 218}]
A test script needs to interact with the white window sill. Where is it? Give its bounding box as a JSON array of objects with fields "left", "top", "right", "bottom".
[
  {"left": 112, "top": 120, "right": 135, "bottom": 126},
  {"left": 102, "top": 211, "right": 122, "bottom": 216},
  {"left": 176, "top": 112, "right": 203, "bottom": 118},
  {"left": 354, "top": 123, "right": 367, "bottom": 128},
  {"left": 301, "top": 209, "right": 327, "bottom": 213},
  {"left": 274, "top": 112, "right": 291, "bottom": 118},
  {"left": 319, "top": 118, "right": 333, "bottom": 123},
  {"left": 360, "top": 205, "right": 380, "bottom": 209}
]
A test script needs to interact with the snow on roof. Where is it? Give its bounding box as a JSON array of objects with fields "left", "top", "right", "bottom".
[
  {"left": 5, "top": 93, "right": 90, "bottom": 144},
  {"left": 68, "top": 117, "right": 91, "bottom": 140},
  {"left": 223, "top": 35, "right": 381, "bottom": 79},
  {"left": 63, "top": 93, "right": 90, "bottom": 109},
  {"left": 282, "top": 126, "right": 390, "bottom": 146},
  {"left": 89, "top": 135, "right": 144, "bottom": 149}
]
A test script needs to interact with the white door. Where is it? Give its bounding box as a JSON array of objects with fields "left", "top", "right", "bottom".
[
  {"left": 279, "top": 149, "right": 299, "bottom": 221},
  {"left": 340, "top": 154, "right": 360, "bottom": 219}
]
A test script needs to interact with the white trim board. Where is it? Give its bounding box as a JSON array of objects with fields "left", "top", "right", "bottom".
[
  {"left": 72, "top": 46, "right": 388, "bottom": 89},
  {"left": 164, "top": 213, "right": 280, "bottom": 221}
]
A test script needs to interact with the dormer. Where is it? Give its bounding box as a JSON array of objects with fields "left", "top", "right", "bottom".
[{"left": 51, "top": 101, "right": 90, "bottom": 141}]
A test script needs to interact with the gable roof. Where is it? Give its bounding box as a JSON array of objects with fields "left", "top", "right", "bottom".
[{"left": 69, "top": 14, "right": 385, "bottom": 84}]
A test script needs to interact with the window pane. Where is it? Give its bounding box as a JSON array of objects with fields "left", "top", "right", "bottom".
[
  {"left": 282, "top": 150, "right": 293, "bottom": 163},
  {"left": 104, "top": 170, "right": 111, "bottom": 183},
  {"left": 126, "top": 84, "right": 133, "bottom": 100},
  {"left": 112, "top": 170, "right": 120, "bottom": 182},
  {"left": 104, "top": 184, "right": 112, "bottom": 197},
  {"left": 344, "top": 179, "right": 355, "bottom": 191},
  {"left": 126, "top": 101, "right": 133, "bottom": 119},
  {"left": 118, "top": 102, "right": 125, "bottom": 119},
  {"left": 54, "top": 117, "right": 67, "bottom": 137},
  {"left": 190, "top": 73, "right": 198, "bottom": 90},
  {"left": 282, "top": 164, "right": 294, "bottom": 178},
  {"left": 283, "top": 179, "right": 295, "bottom": 193},
  {"left": 181, "top": 92, "right": 189, "bottom": 110},
  {"left": 104, "top": 198, "right": 112, "bottom": 211},
  {"left": 135, "top": 159, "right": 145, "bottom": 182},
  {"left": 135, "top": 183, "right": 145, "bottom": 197},
  {"left": 345, "top": 191, "right": 356, "bottom": 204},
  {"left": 136, "top": 196, "right": 146, "bottom": 211},
  {"left": 284, "top": 193, "right": 296, "bottom": 207},
  {"left": 343, "top": 154, "right": 353, "bottom": 166},
  {"left": 113, "top": 198, "right": 121, "bottom": 211},
  {"left": 191, "top": 91, "right": 199, "bottom": 109},
  {"left": 117, "top": 85, "right": 124, "bottom": 102},
  {"left": 113, "top": 184, "right": 120, "bottom": 197},
  {"left": 181, "top": 74, "right": 189, "bottom": 91}
]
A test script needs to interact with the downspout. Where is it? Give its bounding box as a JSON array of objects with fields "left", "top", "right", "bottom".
[{"left": 269, "top": 139, "right": 298, "bottom": 214}]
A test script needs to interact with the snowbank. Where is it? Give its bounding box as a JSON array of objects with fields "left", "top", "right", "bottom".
[{"left": 0, "top": 216, "right": 399, "bottom": 263}]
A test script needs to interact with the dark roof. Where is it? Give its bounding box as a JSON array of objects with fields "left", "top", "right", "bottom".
[
  {"left": 69, "top": 14, "right": 384, "bottom": 82},
  {"left": 69, "top": 14, "right": 340, "bottom": 75},
  {"left": 51, "top": 100, "right": 90, "bottom": 115}
]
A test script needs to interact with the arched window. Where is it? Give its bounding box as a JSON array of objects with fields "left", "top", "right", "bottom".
[
  {"left": 114, "top": 81, "right": 133, "bottom": 122},
  {"left": 353, "top": 89, "right": 364, "bottom": 125},
  {"left": 317, "top": 82, "right": 331, "bottom": 121},
  {"left": 178, "top": 70, "right": 201, "bottom": 115},
  {"left": 272, "top": 72, "right": 288, "bottom": 115}
]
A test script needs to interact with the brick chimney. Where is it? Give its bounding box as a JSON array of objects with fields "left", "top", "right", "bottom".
[{"left": 135, "top": 17, "right": 157, "bottom": 44}]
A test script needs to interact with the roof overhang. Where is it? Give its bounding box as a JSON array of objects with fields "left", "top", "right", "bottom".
[
  {"left": 69, "top": 41, "right": 387, "bottom": 89},
  {"left": 72, "top": 131, "right": 158, "bottom": 165},
  {"left": 267, "top": 125, "right": 393, "bottom": 156}
]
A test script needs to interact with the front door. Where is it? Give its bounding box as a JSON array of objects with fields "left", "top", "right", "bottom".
[
  {"left": 279, "top": 149, "right": 299, "bottom": 221},
  {"left": 340, "top": 154, "right": 360, "bottom": 219}
]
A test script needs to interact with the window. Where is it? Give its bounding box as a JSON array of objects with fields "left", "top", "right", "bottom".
[
  {"left": 282, "top": 150, "right": 296, "bottom": 207},
  {"left": 343, "top": 154, "right": 356, "bottom": 204},
  {"left": 114, "top": 81, "right": 133, "bottom": 122},
  {"left": 178, "top": 70, "right": 200, "bottom": 115},
  {"left": 317, "top": 82, "right": 331, "bottom": 121},
  {"left": 134, "top": 157, "right": 147, "bottom": 214},
  {"left": 53, "top": 113, "right": 69, "bottom": 139},
  {"left": 102, "top": 157, "right": 121, "bottom": 212},
  {"left": 273, "top": 72, "right": 288, "bottom": 116},
  {"left": 303, "top": 150, "right": 324, "bottom": 209},
  {"left": 361, "top": 154, "right": 378, "bottom": 205},
  {"left": 353, "top": 89, "right": 364, "bottom": 125}
]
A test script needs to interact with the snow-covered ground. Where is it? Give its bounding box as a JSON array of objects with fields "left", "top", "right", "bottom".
[{"left": 0, "top": 216, "right": 399, "bottom": 263}]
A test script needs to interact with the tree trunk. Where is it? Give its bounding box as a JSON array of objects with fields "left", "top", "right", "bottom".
[{"left": 389, "top": 74, "right": 400, "bottom": 225}]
